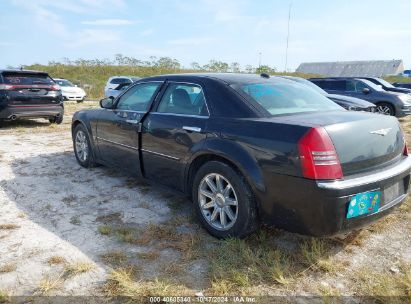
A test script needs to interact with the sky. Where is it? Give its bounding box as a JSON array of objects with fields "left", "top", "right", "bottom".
[{"left": 1, "top": 0, "right": 411, "bottom": 71}]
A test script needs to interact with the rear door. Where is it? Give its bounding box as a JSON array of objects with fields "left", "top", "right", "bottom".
[
  {"left": 141, "top": 81, "right": 209, "bottom": 190},
  {"left": 96, "top": 81, "right": 163, "bottom": 176},
  {"left": 1, "top": 72, "right": 61, "bottom": 106}
]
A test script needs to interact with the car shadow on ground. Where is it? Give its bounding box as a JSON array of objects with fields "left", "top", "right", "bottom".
[
  {"left": 1, "top": 150, "right": 356, "bottom": 296},
  {"left": 0, "top": 119, "right": 52, "bottom": 130}
]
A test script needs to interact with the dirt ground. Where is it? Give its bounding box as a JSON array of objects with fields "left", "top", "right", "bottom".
[{"left": 0, "top": 102, "right": 410, "bottom": 302}]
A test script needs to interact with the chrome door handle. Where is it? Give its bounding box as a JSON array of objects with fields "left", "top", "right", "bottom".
[
  {"left": 126, "top": 119, "right": 138, "bottom": 124},
  {"left": 183, "top": 126, "right": 202, "bottom": 133}
]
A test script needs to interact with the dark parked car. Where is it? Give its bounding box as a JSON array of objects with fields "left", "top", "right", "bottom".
[
  {"left": 310, "top": 77, "right": 411, "bottom": 117},
  {"left": 71, "top": 73, "right": 411, "bottom": 238},
  {"left": 359, "top": 77, "right": 411, "bottom": 95},
  {"left": 393, "top": 82, "right": 411, "bottom": 90},
  {"left": 279, "top": 76, "right": 376, "bottom": 112},
  {"left": 0, "top": 70, "right": 64, "bottom": 124}
]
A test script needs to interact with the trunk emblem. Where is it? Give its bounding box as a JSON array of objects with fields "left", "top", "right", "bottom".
[{"left": 369, "top": 128, "right": 391, "bottom": 136}]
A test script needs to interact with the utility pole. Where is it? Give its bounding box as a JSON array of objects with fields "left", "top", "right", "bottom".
[{"left": 284, "top": 2, "right": 292, "bottom": 72}]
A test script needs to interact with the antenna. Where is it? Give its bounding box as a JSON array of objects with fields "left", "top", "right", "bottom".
[{"left": 284, "top": 2, "right": 292, "bottom": 72}]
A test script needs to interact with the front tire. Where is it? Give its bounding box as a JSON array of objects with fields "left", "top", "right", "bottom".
[
  {"left": 376, "top": 102, "right": 395, "bottom": 116},
  {"left": 77, "top": 99, "right": 84, "bottom": 103},
  {"left": 73, "top": 124, "right": 96, "bottom": 168},
  {"left": 192, "top": 161, "right": 259, "bottom": 239}
]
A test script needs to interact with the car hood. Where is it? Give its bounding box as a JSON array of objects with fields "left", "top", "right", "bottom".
[
  {"left": 326, "top": 94, "right": 374, "bottom": 108},
  {"left": 386, "top": 87, "right": 411, "bottom": 94}
]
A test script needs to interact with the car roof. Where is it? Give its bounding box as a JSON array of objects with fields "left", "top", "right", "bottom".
[
  {"left": 140, "top": 73, "right": 281, "bottom": 85},
  {"left": 0, "top": 69, "right": 49, "bottom": 75}
]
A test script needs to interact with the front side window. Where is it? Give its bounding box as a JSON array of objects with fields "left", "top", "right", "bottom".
[
  {"left": 157, "top": 83, "right": 208, "bottom": 116},
  {"left": 116, "top": 82, "right": 161, "bottom": 111},
  {"left": 236, "top": 81, "right": 343, "bottom": 116}
]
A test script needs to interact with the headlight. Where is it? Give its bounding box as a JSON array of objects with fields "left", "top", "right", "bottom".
[{"left": 398, "top": 94, "right": 411, "bottom": 103}]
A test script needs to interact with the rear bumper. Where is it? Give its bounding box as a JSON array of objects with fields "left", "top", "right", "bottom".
[
  {"left": 0, "top": 105, "right": 64, "bottom": 119},
  {"left": 258, "top": 157, "right": 411, "bottom": 236},
  {"left": 63, "top": 94, "right": 86, "bottom": 101}
]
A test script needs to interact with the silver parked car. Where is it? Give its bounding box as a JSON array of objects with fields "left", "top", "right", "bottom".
[{"left": 104, "top": 76, "right": 141, "bottom": 99}]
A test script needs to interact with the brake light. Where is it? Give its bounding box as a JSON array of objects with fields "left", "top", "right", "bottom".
[
  {"left": 298, "top": 127, "right": 343, "bottom": 180},
  {"left": 0, "top": 84, "right": 15, "bottom": 90},
  {"left": 50, "top": 84, "right": 61, "bottom": 91},
  {"left": 404, "top": 142, "right": 408, "bottom": 156}
]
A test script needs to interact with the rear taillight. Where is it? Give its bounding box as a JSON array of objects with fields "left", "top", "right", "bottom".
[
  {"left": 50, "top": 84, "right": 61, "bottom": 91},
  {"left": 298, "top": 127, "right": 343, "bottom": 180},
  {"left": 404, "top": 142, "right": 408, "bottom": 156},
  {"left": 0, "top": 84, "right": 15, "bottom": 90}
]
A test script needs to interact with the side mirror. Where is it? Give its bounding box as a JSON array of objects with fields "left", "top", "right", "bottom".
[
  {"left": 362, "top": 88, "right": 371, "bottom": 94},
  {"left": 100, "top": 97, "right": 114, "bottom": 109}
]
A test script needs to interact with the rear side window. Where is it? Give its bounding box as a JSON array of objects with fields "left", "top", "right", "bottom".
[
  {"left": 157, "top": 83, "right": 208, "bottom": 116},
  {"left": 110, "top": 78, "right": 131, "bottom": 84},
  {"left": 236, "top": 81, "right": 342, "bottom": 116},
  {"left": 315, "top": 80, "right": 346, "bottom": 91},
  {"left": 2, "top": 73, "right": 54, "bottom": 85}
]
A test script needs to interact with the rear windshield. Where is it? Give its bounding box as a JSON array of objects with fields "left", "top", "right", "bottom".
[
  {"left": 1, "top": 73, "right": 54, "bottom": 85},
  {"left": 234, "top": 81, "right": 343, "bottom": 116}
]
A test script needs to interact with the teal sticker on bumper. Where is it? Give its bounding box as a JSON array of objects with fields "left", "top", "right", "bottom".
[{"left": 346, "top": 191, "right": 380, "bottom": 219}]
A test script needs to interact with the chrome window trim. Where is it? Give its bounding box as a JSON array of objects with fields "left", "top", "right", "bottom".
[
  {"left": 155, "top": 81, "right": 210, "bottom": 117},
  {"left": 149, "top": 112, "right": 208, "bottom": 119},
  {"left": 141, "top": 148, "right": 180, "bottom": 160},
  {"left": 96, "top": 136, "right": 138, "bottom": 151}
]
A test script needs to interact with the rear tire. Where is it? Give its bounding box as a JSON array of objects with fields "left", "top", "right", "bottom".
[
  {"left": 376, "top": 103, "right": 395, "bottom": 116},
  {"left": 192, "top": 161, "right": 259, "bottom": 239},
  {"left": 73, "top": 124, "right": 96, "bottom": 168},
  {"left": 49, "top": 115, "right": 63, "bottom": 124}
]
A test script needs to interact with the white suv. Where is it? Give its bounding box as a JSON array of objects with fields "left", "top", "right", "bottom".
[
  {"left": 54, "top": 78, "right": 86, "bottom": 103},
  {"left": 104, "top": 76, "right": 141, "bottom": 98}
]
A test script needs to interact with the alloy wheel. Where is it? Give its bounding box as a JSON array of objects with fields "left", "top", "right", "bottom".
[
  {"left": 198, "top": 173, "right": 238, "bottom": 231},
  {"left": 75, "top": 130, "right": 89, "bottom": 162},
  {"left": 376, "top": 105, "right": 392, "bottom": 115}
]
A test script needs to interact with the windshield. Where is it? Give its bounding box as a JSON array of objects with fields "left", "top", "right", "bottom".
[
  {"left": 55, "top": 79, "right": 74, "bottom": 87},
  {"left": 283, "top": 77, "right": 327, "bottom": 95},
  {"left": 235, "top": 81, "right": 343, "bottom": 116},
  {"left": 360, "top": 79, "right": 385, "bottom": 92},
  {"left": 374, "top": 78, "right": 394, "bottom": 88}
]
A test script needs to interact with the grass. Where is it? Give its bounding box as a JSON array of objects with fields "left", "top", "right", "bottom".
[
  {"left": 104, "top": 267, "right": 190, "bottom": 298},
  {"left": 47, "top": 256, "right": 67, "bottom": 265},
  {"left": 0, "top": 290, "right": 9, "bottom": 303},
  {"left": 62, "top": 194, "right": 77, "bottom": 204},
  {"left": 101, "top": 251, "right": 128, "bottom": 266},
  {"left": 137, "top": 252, "right": 160, "bottom": 260},
  {"left": 0, "top": 263, "right": 17, "bottom": 273},
  {"left": 64, "top": 262, "right": 94, "bottom": 276},
  {"left": 69, "top": 216, "right": 81, "bottom": 225},
  {"left": 0, "top": 224, "right": 20, "bottom": 230},
  {"left": 38, "top": 276, "right": 62, "bottom": 295},
  {"left": 98, "top": 225, "right": 113, "bottom": 235}
]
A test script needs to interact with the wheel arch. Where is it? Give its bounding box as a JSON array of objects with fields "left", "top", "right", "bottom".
[{"left": 185, "top": 139, "right": 266, "bottom": 198}]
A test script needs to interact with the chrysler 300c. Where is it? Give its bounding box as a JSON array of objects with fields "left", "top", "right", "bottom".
[{"left": 71, "top": 73, "right": 411, "bottom": 238}]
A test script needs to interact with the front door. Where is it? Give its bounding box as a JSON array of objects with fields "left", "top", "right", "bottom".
[
  {"left": 96, "top": 81, "right": 163, "bottom": 176},
  {"left": 141, "top": 82, "right": 209, "bottom": 190}
]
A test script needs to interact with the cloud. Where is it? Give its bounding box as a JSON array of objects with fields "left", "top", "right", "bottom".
[
  {"left": 81, "top": 19, "right": 136, "bottom": 26},
  {"left": 64, "top": 29, "right": 121, "bottom": 48}
]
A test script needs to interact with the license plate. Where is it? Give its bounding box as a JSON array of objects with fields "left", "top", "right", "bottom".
[
  {"left": 383, "top": 182, "right": 404, "bottom": 207},
  {"left": 346, "top": 191, "right": 381, "bottom": 219}
]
